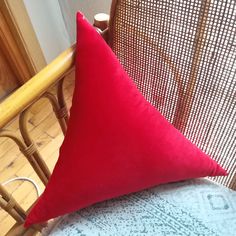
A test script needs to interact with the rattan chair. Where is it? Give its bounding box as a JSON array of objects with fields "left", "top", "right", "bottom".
[
  {"left": 109, "top": 0, "right": 235, "bottom": 189},
  {"left": 0, "top": 0, "right": 235, "bottom": 235}
]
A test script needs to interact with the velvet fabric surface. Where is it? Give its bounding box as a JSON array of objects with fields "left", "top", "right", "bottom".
[{"left": 25, "top": 12, "right": 227, "bottom": 227}]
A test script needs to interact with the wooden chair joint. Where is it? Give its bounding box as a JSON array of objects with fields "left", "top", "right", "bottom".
[
  {"left": 55, "top": 106, "right": 68, "bottom": 119},
  {"left": 5, "top": 197, "right": 16, "bottom": 212},
  {"left": 20, "top": 142, "right": 37, "bottom": 157}
]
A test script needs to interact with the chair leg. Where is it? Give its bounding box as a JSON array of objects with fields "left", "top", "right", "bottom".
[{"left": 0, "top": 184, "right": 26, "bottom": 223}]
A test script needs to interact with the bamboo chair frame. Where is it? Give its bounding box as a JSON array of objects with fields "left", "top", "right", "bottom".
[
  {"left": 0, "top": 1, "right": 235, "bottom": 234},
  {"left": 0, "top": 46, "right": 75, "bottom": 235}
]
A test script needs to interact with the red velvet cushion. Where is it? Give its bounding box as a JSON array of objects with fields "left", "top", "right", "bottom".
[{"left": 25, "top": 12, "right": 227, "bottom": 227}]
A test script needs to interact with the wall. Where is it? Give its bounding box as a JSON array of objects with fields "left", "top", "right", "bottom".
[
  {"left": 23, "top": 0, "right": 71, "bottom": 63},
  {"left": 23, "top": 0, "right": 112, "bottom": 63}
]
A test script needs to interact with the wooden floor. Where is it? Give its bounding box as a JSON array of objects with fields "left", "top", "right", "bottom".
[{"left": 0, "top": 71, "right": 75, "bottom": 235}]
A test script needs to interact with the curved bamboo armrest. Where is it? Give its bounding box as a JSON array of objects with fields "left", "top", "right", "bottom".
[{"left": 0, "top": 44, "right": 76, "bottom": 129}]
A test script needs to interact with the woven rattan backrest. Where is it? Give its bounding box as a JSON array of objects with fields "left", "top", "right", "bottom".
[{"left": 110, "top": 0, "right": 235, "bottom": 189}]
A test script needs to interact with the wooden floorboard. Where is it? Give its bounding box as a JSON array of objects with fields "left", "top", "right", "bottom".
[{"left": 0, "top": 71, "right": 74, "bottom": 235}]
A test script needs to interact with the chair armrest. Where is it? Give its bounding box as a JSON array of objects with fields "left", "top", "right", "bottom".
[{"left": 0, "top": 44, "right": 76, "bottom": 129}]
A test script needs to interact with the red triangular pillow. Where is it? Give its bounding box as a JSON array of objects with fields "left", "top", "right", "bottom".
[{"left": 25, "top": 12, "right": 227, "bottom": 227}]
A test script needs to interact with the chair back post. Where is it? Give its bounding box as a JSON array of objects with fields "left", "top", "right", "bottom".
[
  {"left": 93, "top": 13, "right": 110, "bottom": 43},
  {"left": 172, "top": 0, "right": 211, "bottom": 131}
]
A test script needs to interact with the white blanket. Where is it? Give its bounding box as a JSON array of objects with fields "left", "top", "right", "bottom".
[{"left": 44, "top": 178, "right": 236, "bottom": 236}]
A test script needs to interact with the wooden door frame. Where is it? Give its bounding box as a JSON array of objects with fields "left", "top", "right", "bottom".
[{"left": 0, "top": 0, "right": 46, "bottom": 84}]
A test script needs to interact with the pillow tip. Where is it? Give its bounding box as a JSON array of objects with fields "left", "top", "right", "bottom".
[
  {"left": 24, "top": 220, "right": 31, "bottom": 228},
  {"left": 215, "top": 165, "right": 228, "bottom": 176},
  {"left": 76, "top": 11, "right": 85, "bottom": 20},
  {"left": 222, "top": 169, "right": 228, "bottom": 176},
  {"left": 24, "top": 213, "right": 38, "bottom": 228}
]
